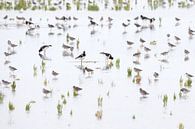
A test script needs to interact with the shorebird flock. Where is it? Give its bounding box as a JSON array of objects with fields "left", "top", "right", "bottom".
[{"left": 0, "top": 4, "right": 195, "bottom": 129}]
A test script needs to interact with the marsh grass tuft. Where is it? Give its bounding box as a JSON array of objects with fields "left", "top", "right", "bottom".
[
  {"left": 163, "top": 95, "right": 168, "bottom": 107},
  {"left": 33, "top": 64, "right": 37, "bottom": 77},
  {"left": 115, "top": 58, "right": 120, "bottom": 69},
  {"left": 179, "top": 123, "right": 184, "bottom": 129},
  {"left": 67, "top": 91, "right": 70, "bottom": 97},
  {"left": 173, "top": 93, "right": 176, "bottom": 101},
  {"left": 98, "top": 96, "right": 103, "bottom": 107},
  {"left": 0, "top": 93, "right": 4, "bottom": 103},
  {"left": 41, "top": 60, "right": 46, "bottom": 74},
  {"left": 124, "top": 4, "right": 130, "bottom": 11},
  {"left": 25, "top": 103, "right": 31, "bottom": 112},
  {"left": 11, "top": 81, "right": 16, "bottom": 92},
  {"left": 57, "top": 102, "right": 63, "bottom": 115},
  {"left": 73, "top": 90, "right": 78, "bottom": 97},
  {"left": 88, "top": 3, "right": 99, "bottom": 11},
  {"left": 184, "top": 78, "right": 192, "bottom": 88},
  {"left": 8, "top": 101, "right": 15, "bottom": 111},
  {"left": 127, "top": 68, "right": 132, "bottom": 77},
  {"left": 66, "top": 3, "right": 71, "bottom": 10}
]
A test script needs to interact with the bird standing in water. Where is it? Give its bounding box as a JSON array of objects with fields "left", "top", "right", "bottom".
[
  {"left": 39, "top": 45, "right": 52, "bottom": 56},
  {"left": 139, "top": 88, "right": 149, "bottom": 97},
  {"left": 75, "top": 51, "right": 86, "bottom": 68}
]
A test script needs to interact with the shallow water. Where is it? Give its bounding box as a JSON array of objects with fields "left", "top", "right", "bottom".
[{"left": 0, "top": 1, "right": 195, "bottom": 129}]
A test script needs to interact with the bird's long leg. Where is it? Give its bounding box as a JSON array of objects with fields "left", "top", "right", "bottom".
[
  {"left": 44, "top": 50, "right": 46, "bottom": 56},
  {"left": 81, "top": 59, "right": 83, "bottom": 69}
]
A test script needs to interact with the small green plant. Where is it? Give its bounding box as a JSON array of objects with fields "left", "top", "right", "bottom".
[
  {"left": 11, "top": 81, "right": 16, "bottom": 92},
  {"left": 73, "top": 90, "right": 78, "bottom": 97},
  {"left": 184, "top": 78, "right": 192, "bottom": 88},
  {"left": 67, "top": 91, "right": 70, "bottom": 97},
  {"left": 124, "top": 4, "right": 130, "bottom": 11},
  {"left": 179, "top": 123, "right": 184, "bottom": 129},
  {"left": 115, "top": 58, "right": 120, "bottom": 69},
  {"left": 173, "top": 93, "right": 176, "bottom": 101},
  {"left": 62, "top": 98, "right": 67, "bottom": 105},
  {"left": 163, "top": 94, "right": 168, "bottom": 107},
  {"left": 66, "top": 3, "right": 71, "bottom": 10},
  {"left": 179, "top": 92, "right": 182, "bottom": 98},
  {"left": 88, "top": 3, "right": 99, "bottom": 11},
  {"left": 150, "top": 40, "right": 157, "bottom": 45},
  {"left": 31, "top": 6, "right": 37, "bottom": 10},
  {"left": 25, "top": 103, "right": 30, "bottom": 111},
  {"left": 41, "top": 60, "right": 46, "bottom": 74},
  {"left": 25, "top": 101, "right": 35, "bottom": 112},
  {"left": 179, "top": 76, "right": 183, "bottom": 87},
  {"left": 48, "top": 0, "right": 52, "bottom": 6},
  {"left": 76, "top": 0, "right": 80, "bottom": 10},
  {"left": 8, "top": 101, "right": 15, "bottom": 111},
  {"left": 115, "top": 4, "right": 121, "bottom": 11},
  {"left": 57, "top": 102, "right": 63, "bottom": 115},
  {"left": 14, "top": 0, "right": 27, "bottom": 10},
  {"left": 44, "top": 79, "right": 48, "bottom": 86},
  {"left": 0, "top": 93, "right": 4, "bottom": 103},
  {"left": 127, "top": 68, "right": 132, "bottom": 77},
  {"left": 98, "top": 96, "right": 103, "bottom": 107},
  {"left": 33, "top": 64, "right": 37, "bottom": 77},
  {"left": 49, "top": 6, "right": 56, "bottom": 11}
]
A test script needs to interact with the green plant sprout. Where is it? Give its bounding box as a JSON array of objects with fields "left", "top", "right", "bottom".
[
  {"left": 98, "top": 96, "right": 103, "bottom": 107},
  {"left": 57, "top": 102, "right": 63, "bottom": 115},
  {"left": 0, "top": 93, "right": 4, "bottom": 103},
  {"left": 127, "top": 68, "right": 132, "bottom": 77},
  {"left": 11, "top": 81, "right": 16, "bottom": 92},
  {"left": 163, "top": 94, "right": 168, "bottom": 107},
  {"left": 184, "top": 78, "right": 192, "bottom": 88},
  {"left": 8, "top": 101, "right": 15, "bottom": 111},
  {"left": 33, "top": 64, "right": 37, "bottom": 77},
  {"left": 179, "top": 123, "right": 184, "bottom": 129},
  {"left": 115, "top": 58, "right": 120, "bottom": 69}
]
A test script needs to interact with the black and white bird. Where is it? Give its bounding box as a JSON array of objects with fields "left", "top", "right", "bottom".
[
  {"left": 43, "top": 88, "right": 52, "bottom": 95},
  {"left": 139, "top": 88, "right": 149, "bottom": 96},
  {"left": 62, "top": 44, "right": 74, "bottom": 52},
  {"left": 75, "top": 51, "right": 86, "bottom": 60},
  {"left": 100, "top": 52, "right": 113, "bottom": 60},
  {"left": 39, "top": 45, "right": 52, "bottom": 55},
  {"left": 9, "top": 66, "right": 17, "bottom": 72},
  {"left": 8, "top": 40, "right": 18, "bottom": 50},
  {"left": 174, "top": 36, "right": 181, "bottom": 42},
  {"left": 134, "top": 67, "right": 142, "bottom": 73},
  {"left": 168, "top": 42, "right": 176, "bottom": 48},
  {"left": 52, "top": 70, "right": 59, "bottom": 76},
  {"left": 153, "top": 72, "right": 159, "bottom": 78},
  {"left": 185, "top": 73, "right": 193, "bottom": 78},
  {"left": 126, "top": 41, "right": 134, "bottom": 47},
  {"left": 75, "top": 51, "right": 86, "bottom": 67},
  {"left": 73, "top": 86, "right": 82, "bottom": 92},
  {"left": 83, "top": 67, "right": 94, "bottom": 75},
  {"left": 1, "top": 80, "right": 11, "bottom": 86},
  {"left": 184, "top": 49, "right": 190, "bottom": 55},
  {"left": 180, "top": 88, "right": 190, "bottom": 94}
]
